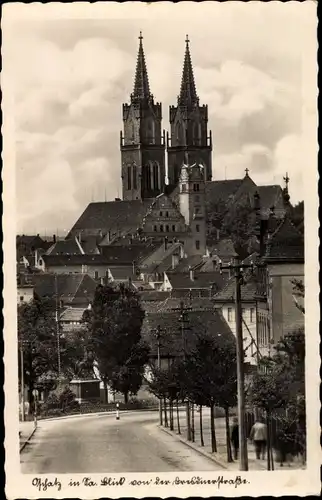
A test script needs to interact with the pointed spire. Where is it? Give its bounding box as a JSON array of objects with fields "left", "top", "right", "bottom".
[
  {"left": 132, "top": 32, "right": 151, "bottom": 102},
  {"left": 178, "top": 35, "right": 199, "bottom": 107}
]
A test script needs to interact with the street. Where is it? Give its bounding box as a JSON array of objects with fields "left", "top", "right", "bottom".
[{"left": 21, "top": 410, "right": 224, "bottom": 473}]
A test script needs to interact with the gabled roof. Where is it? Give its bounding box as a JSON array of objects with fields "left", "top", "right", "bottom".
[
  {"left": 46, "top": 238, "right": 83, "bottom": 256},
  {"left": 142, "top": 308, "right": 234, "bottom": 358},
  {"left": 166, "top": 271, "right": 225, "bottom": 292},
  {"left": 16, "top": 235, "right": 45, "bottom": 247},
  {"left": 213, "top": 276, "right": 258, "bottom": 303},
  {"left": 102, "top": 241, "right": 162, "bottom": 265},
  {"left": 109, "top": 267, "right": 137, "bottom": 281},
  {"left": 264, "top": 216, "right": 304, "bottom": 262},
  {"left": 172, "top": 255, "right": 204, "bottom": 273},
  {"left": 205, "top": 179, "right": 244, "bottom": 206},
  {"left": 67, "top": 199, "right": 153, "bottom": 236},
  {"left": 42, "top": 254, "right": 112, "bottom": 266},
  {"left": 256, "top": 185, "right": 284, "bottom": 211},
  {"left": 80, "top": 235, "right": 100, "bottom": 254},
  {"left": 30, "top": 273, "right": 97, "bottom": 302},
  {"left": 139, "top": 290, "right": 171, "bottom": 302}
]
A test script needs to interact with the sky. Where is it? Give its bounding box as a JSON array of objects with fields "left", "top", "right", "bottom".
[{"left": 3, "top": 2, "right": 317, "bottom": 236}]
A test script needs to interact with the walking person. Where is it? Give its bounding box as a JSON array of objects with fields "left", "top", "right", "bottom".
[
  {"left": 249, "top": 417, "right": 267, "bottom": 460},
  {"left": 230, "top": 417, "right": 239, "bottom": 461}
]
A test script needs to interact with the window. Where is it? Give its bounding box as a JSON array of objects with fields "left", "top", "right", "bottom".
[
  {"left": 133, "top": 164, "right": 137, "bottom": 190},
  {"left": 250, "top": 308, "right": 255, "bottom": 323},
  {"left": 154, "top": 225, "right": 157, "bottom": 232},
  {"left": 172, "top": 225, "right": 176, "bottom": 232},
  {"left": 20, "top": 296, "right": 24, "bottom": 302},
  {"left": 227, "top": 307, "right": 232, "bottom": 322},
  {"left": 181, "top": 184, "right": 187, "bottom": 192},
  {"left": 166, "top": 211, "right": 169, "bottom": 217},
  {"left": 166, "top": 225, "right": 169, "bottom": 232},
  {"left": 94, "top": 271, "right": 99, "bottom": 280},
  {"left": 153, "top": 162, "right": 159, "bottom": 190},
  {"left": 195, "top": 207, "right": 200, "bottom": 214},
  {"left": 160, "top": 225, "right": 164, "bottom": 232},
  {"left": 127, "top": 166, "right": 132, "bottom": 190},
  {"left": 159, "top": 211, "right": 163, "bottom": 216},
  {"left": 196, "top": 224, "right": 200, "bottom": 233},
  {"left": 195, "top": 240, "right": 200, "bottom": 250},
  {"left": 193, "top": 183, "right": 200, "bottom": 192}
]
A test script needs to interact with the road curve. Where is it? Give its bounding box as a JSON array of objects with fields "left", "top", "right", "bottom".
[{"left": 21, "top": 411, "right": 224, "bottom": 473}]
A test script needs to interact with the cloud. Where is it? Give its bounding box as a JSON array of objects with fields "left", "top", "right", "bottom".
[{"left": 6, "top": 5, "right": 310, "bottom": 233}]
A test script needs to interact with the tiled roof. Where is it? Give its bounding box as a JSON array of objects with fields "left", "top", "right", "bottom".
[
  {"left": 46, "top": 239, "right": 82, "bottom": 256},
  {"left": 172, "top": 255, "right": 204, "bottom": 273},
  {"left": 16, "top": 235, "right": 45, "bottom": 247},
  {"left": 30, "top": 273, "right": 96, "bottom": 301},
  {"left": 109, "top": 267, "right": 137, "bottom": 281},
  {"left": 102, "top": 241, "right": 162, "bottom": 265},
  {"left": 213, "top": 276, "right": 258, "bottom": 303},
  {"left": 139, "top": 290, "right": 171, "bottom": 302},
  {"left": 42, "top": 251, "right": 140, "bottom": 266},
  {"left": 166, "top": 271, "right": 225, "bottom": 292},
  {"left": 60, "top": 307, "right": 86, "bottom": 322},
  {"left": 142, "top": 308, "right": 234, "bottom": 358},
  {"left": 205, "top": 179, "right": 244, "bottom": 207},
  {"left": 264, "top": 217, "right": 304, "bottom": 261},
  {"left": 80, "top": 235, "right": 100, "bottom": 254},
  {"left": 257, "top": 185, "right": 284, "bottom": 210},
  {"left": 149, "top": 296, "right": 216, "bottom": 312},
  {"left": 67, "top": 199, "right": 153, "bottom": 236}
]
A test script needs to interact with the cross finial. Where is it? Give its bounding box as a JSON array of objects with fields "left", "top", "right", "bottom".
[
  {"left": 283, "top": 172, "right": 290, "bottom": 185},
  {"left": 245, "top": 167, "right": 249, "bottom": 176},
  {"left": 185, "top": 34, "right": 190, "bottom": 44},
  {"left": 139, "top": 31, "right": 143, "bottom": 41}
]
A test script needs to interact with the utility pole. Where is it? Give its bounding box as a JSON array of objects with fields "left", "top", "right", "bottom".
[
  {"left": 172, "top": 300, "right": 192, "bottom": 441},
  {"left": 219, "top": 258, "right": 252, "bottom": 471},
  {"left": 55, "top": 274, "right": 61, "bottom": 384},
  {"left": 20, "top": 342, "right": 25, "bottom": 422},
  {"left": 153, "top": 325, "right": 163, "bottom": 426}
]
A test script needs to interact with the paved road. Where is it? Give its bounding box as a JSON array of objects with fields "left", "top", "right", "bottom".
[{"left": 21, "top": 411, "right": 224, "bottom": 473}]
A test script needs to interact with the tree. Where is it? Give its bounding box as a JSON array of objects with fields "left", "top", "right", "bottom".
[
  {"left": 290, "top": 200, "right": 304, "bottom": 233},
  {"left": 248, "top": 327, "right": 305, "bottom": 468},
  {"left": 18, "top": 296, "right": 60, "bottom": 412},
  {"left": 290, "top": 278, "right": 305, "bottom": 314},
  {"left": 222, "top": 196, "right": 257, "bottom": 258},
  {"left": 183, "top": 335, "right": 237, "bottom": 456},
  {"left": 83, "top": 284, "right": 149, "bottom": 403}
]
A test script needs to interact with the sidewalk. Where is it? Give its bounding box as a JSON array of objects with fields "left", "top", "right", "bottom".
[
  {"left": 160, "top": 406, "right": 304, "bottom": 471},
  {"left": 19, "top": 419, "right": 37, "bottom": 452}
]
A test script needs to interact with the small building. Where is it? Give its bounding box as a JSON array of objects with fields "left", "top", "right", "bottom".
[{"left": 162, "top": 269, "right": 226, "bottom": 297}]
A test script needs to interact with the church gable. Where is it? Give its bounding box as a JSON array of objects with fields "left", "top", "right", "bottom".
[{"left": 141, "top": 193, "right": 187, "bottom": 234}]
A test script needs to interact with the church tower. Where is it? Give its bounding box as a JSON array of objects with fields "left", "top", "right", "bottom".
[
  {"left": 167, "top": 36, "right": 212, "bottom": 188},
  {"left": 120, "top": 33, "right": 166, "bottom": 201},
  {"left": 179, "top": 157, "right": 207, "bottom": 256}
]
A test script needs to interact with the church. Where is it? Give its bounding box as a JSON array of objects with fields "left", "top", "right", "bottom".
[{"left": 65, "top": 33, "right": 288, "bottom": 259}]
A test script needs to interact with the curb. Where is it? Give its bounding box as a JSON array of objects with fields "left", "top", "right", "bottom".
[
  {"left": 19, "top": 425, "right": 37, "bottom": 453},
  {"left": 159, "top": 425, "right": 228, "bottom": 470},
  {"left": 36, "top": 408, "right": 158, "bottom": 423}
]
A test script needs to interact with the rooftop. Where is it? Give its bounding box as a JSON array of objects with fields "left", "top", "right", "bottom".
[
  {"left": 142, "top": 308, "right": 234, "bottom": 358},
  {"left": 166, "top": 271, "right": 226, "bottom": 292}
]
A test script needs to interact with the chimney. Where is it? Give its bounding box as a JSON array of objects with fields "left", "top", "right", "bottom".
[
  {"left": 164, "top": 236, "right": 168, "bottom": 251},
  {"left": 128, "top": 276, "right": 132, "bottom": 286},
  {"left": 53, "top": 234, "right": 56, "bottom": 244},
  {"left": 189, "top": 266, "right": 194, "bottom": 282}
]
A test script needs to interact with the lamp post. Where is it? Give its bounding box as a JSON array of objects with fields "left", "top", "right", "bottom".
[{"left": 54, "top": 274, "right": 61, "bottom": 385}]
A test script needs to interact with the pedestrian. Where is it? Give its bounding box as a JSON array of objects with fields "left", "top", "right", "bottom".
[
  {"left": 249, "top": 416, "right": 267, "bottom": 460},
  {"left": 230, "top": 417, "right": 239, "bottom": 460}
]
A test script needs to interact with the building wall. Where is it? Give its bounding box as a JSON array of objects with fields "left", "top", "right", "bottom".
[
  {"left": 220, "top": 303, "right": 258, "bottom": 365},
  {"left": 268, "top": 262, "right": 304, "bottom": 343}
]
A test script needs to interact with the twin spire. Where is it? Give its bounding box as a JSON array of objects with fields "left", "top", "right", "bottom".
[
  {"left": 132, "top": 31, "right": 151, "bottom": 102},
  {"left": 132, "top": 33, "right": 198, "bottom": 107}
]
